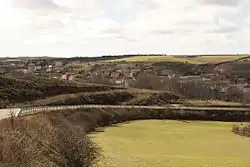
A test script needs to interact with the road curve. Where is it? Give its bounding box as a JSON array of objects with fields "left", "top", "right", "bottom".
[
  {"left": 0, "top": 108, "right": 21, "bottom": 120},
  {"left": 0, "top": 104, "right": 250, "bottom": 120}
]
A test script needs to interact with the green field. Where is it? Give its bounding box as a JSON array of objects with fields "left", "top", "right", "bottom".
[
  {"left": 107, "top": 55, "right": 245, "bottom": 64},
  {"left": 91, "top": 120, "right": 250, "bottom": 167}
]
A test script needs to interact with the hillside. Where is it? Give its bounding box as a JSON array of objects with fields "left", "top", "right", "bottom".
[
  {"left": 19, "top": 89, "right": 184, "bottom": 107},
  {"left": 106, "top": 55, "right": 245, "bottom": 64},
  {"left": 215, "top": 61, "right": 250, "bottom": 80},
  {"left": 0, "top": 76, "right": 120, "bottom": 108}
]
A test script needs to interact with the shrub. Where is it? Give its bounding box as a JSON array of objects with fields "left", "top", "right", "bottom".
[
  {"left": 232, "top": 125, "right": 240, "bottom": 133},
  {"left": 0, "top": 115, "right": 99, "bottom": 167},
  {"left": 232, "top": 124, "right": 250, "bottom": 137}
]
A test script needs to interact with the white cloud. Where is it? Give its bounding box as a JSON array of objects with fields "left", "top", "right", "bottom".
[
  {"left": 201, "top": 0, "right": 239, "bottom": 6},
  {"left": 0, "top": 0, "right": 249, "bottom": 57}
]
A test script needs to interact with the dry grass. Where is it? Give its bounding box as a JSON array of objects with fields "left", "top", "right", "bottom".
[
  {"left": 93, "top": 120, "right": 250, "bottom": 167},
  {"left": 107, "top": 55, "right": 244, "bottom": 64},
  {"left": 108, "top": 56, "right": 202, "bottom": 64},
  {"left": 18, "top": 90, "right": 183, "bottom": 107},
  {"left": 193, "top": 56, "right": 241, "bottom": 63}
]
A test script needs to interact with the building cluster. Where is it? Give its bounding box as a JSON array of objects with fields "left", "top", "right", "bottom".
[
  {"left": 77, "top": 62, "right": 249, "bottom": 92},
  {"left": 0, "top": 58, "right": 75, "bottom": 81}
]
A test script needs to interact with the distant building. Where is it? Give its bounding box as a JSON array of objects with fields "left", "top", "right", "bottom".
[
  {"left": 68, "top": 75, "right": 74, "bottom": 81},
  {"left": 115, "top": 79, "right": 124, "bottom": 84},
  {"left": 46, "top": 65, "right": 53, "bottom": 72},
  {"left": 61, "top": 73, "right": 75, "bottom": 81}
]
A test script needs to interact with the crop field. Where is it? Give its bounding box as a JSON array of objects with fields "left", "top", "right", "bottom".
[
  {"left": 107, "top": 55, "right": 245, "bottom": 64},
  {"left": 92, "top": 120, "right": 250, "bottom": 167}
]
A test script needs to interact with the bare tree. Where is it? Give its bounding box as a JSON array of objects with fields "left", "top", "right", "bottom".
[{"left": 130, "top": 74, "right": 181, "bottom": 93}]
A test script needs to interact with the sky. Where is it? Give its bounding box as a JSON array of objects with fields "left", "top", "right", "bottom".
[{"left": 0, "top": 0, "right": 250, "bottom": 57}]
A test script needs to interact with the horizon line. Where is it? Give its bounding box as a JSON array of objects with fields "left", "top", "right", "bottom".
[{"left": 0, "top": 53, "right": 249, "bottom": 59}]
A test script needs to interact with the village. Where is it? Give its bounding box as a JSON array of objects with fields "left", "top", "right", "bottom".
[{"left": 1, "top": 57, "right": 250, "bottom": 104}]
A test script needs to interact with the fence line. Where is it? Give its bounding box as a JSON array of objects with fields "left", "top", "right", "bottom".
[
  {"left": 17, "top": 104, "right": 250, "bottom": 117},
  {"left": 1, "top": 104, "right": 250, "bottom": 120}
]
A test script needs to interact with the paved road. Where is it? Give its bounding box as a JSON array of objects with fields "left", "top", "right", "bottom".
[
  {"left": 0, "top": 104, "right": 250, "bottom": 120},
  {"left": 0, "top": 108, "right": 21, "bottom": 120},
  {"left": 0, "top": 109, "right": 11, "bottom": 120}
]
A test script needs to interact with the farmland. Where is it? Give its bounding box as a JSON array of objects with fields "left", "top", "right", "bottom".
[
  {"left": 107, "top": 55, "right": 246, "bottom": 64},
  {"left": 93, "top": 120, "right": 250, "bottom": 167}
]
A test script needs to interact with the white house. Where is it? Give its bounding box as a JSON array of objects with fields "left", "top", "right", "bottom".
[
  {"left": 61, "top": 73, "right": 75, "bottom": 81},
  {"left": 46, "top": 65, "right": 53, "bottom": 72}
]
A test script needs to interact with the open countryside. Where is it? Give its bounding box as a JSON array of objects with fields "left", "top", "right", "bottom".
[
  {"left": 1, "top": 0, "right": 250, "bottom": 166},
  {"left": 1, "top": 54, "right": 250, "bottom": 167}
]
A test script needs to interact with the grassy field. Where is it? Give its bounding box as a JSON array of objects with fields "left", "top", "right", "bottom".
[
  {"left": 107, "top": 55, "right": 245, "bottom": 64},
  {"left": 92, "top": 120, "right": 250, "bottom": 167}
]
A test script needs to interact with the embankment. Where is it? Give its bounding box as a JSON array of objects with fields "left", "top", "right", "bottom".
[
  {"left": 1, "top": 107, "right": 250, "bottom": 166},
  {"left": 21, "top": 90, "right": 183, "bottom": 107}
]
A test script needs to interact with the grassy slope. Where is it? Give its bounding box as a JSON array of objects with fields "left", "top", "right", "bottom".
[
  {"left": 21, "top": 90, "right": 183, "bottom": 107},
  {"left": 92, "top": 120, "right": 250, "bottom": 167},
  {"left": 0, "top": 76, "right": 121, "bottom": 108},
  {"left": 21, "top": 90, "right": 135, "bottom": 106},
  {"left": 107, "top": 55, "right": 244, "bottom": 64}
]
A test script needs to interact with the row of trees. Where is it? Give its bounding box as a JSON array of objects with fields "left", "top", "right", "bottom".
[
  {"left": 129, "top": 74, "right": 242, "bottom": 102},
  {"left": 87, "top": 73, "right": 242, "bottom": 102}
]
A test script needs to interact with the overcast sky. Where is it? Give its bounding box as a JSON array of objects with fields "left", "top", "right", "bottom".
[{"left": 0, "top": 0, "right": 249, "bottom": 57}]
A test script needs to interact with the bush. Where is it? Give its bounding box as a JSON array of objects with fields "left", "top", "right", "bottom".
[
  {"left": 232, "top": 125, "right": 240, "bottom": 133},
  {"left": 232, "top": 124, "right": 250, "bottom": 137},
  {"left": 0, "top": 116, "right": 99, "bottom": 167}
]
